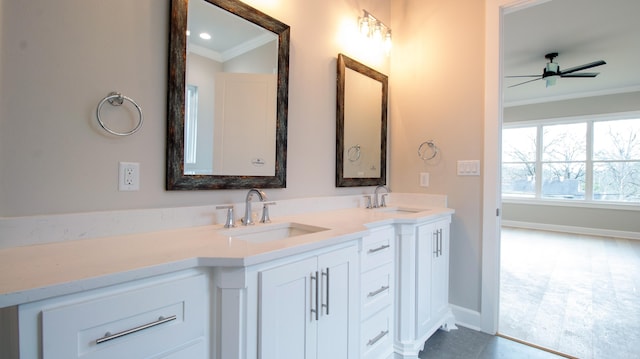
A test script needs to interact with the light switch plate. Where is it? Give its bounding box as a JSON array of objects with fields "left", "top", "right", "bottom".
[{"left": 457, "top": 160, "right": 480, "bottom": 176}]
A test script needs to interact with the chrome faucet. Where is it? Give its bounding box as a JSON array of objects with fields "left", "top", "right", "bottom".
[
  {"left": 373, "top": 185, "right": 390, "bottom": 208},
  {"left": 242, "top": 188, "right": 267, "bottom": 225}
]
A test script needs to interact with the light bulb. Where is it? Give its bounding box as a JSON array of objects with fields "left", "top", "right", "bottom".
[
  {"left": 384, "top": 32, "right": 392, "bottom": 54},
  {"left": 359, "top": 17, "right": 370, "bottom": 36},
  {"left": 373, "top": 24, "right": 383, "bottom": 42}
]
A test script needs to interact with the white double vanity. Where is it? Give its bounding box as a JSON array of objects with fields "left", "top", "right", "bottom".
[{"left": 0, "top": 193, "right": 455, "bottom": 359}]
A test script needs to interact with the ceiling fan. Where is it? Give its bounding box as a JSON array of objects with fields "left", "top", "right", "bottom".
[{"left": 507, "top": 52, "right": 606, "bottom": 88}]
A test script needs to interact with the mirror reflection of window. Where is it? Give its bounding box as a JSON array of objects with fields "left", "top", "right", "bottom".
[{"left": 185, "top": 84, "right": 199, "bottom": 166}]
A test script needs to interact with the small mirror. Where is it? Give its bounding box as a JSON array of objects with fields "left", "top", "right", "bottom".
[
  {"left": 167, "top": 0, "right": 290, "bottom": 190},
  {"left": 336, "top": 53, "right": 388, "bottom": 187}
]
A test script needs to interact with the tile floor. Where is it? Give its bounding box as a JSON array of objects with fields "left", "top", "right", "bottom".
[
  {"left": 420, "top": 325, "right": 565, "bottom": 359},
  {"left": 499, "top": 227, "right": 640, "bottom": 359}
]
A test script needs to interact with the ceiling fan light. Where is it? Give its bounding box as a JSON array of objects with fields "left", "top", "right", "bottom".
[
  {"left": 546, "top": 62, "right": 559, "bottom": 74},
  {"left": 546, "top": 75, "right": 559, "bottom": 87}
]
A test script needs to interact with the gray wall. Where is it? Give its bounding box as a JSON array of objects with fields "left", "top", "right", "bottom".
[{"left": 0, "top": 0, "right": 391, "bottom": 217}]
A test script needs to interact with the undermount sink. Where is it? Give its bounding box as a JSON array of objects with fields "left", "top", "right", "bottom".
[
  {"left": 221, "top": 222, "right": 329, "bottom": 243},
  {"left": 374, "top": 206, "right": 429, "bottom": 214}
]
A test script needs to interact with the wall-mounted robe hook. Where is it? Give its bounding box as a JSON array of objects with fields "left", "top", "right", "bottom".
[{"left": 96, "top": 91, "right": 143, "bottom": 136}]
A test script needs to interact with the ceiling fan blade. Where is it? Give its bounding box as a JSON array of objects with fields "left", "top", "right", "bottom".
[
  {"left": 561, "top": 72, "right": 600, "bottom": 78},
  {"left": 560, "top": 60, "right": 606, "bottom": 75},
  {"left": 508, "top": 77, "right": 542, "bottom": 88}
]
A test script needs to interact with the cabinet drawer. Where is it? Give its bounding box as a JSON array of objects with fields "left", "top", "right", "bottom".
[
  {"left": 361, "top": 228, "right": 394, "bottom": 272},
  {"left": 360, "top": 307, "right": 393, "bottom": 359},
  {"left": 40, "top": 272, "right": 208, "bottom": 359},
  {"left": 360, "top": 263, "right": 393, "bottom": 318}
]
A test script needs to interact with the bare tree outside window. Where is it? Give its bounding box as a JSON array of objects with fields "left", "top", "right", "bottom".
[
  {"left": 593, "top": 119, "right": 640, "bottom": 202},
  {"left": 541, "top": 123, "right": 586, "bottom": 199},
  {"left": 502, "top": 127, "right": 536, "bottom": 197}
]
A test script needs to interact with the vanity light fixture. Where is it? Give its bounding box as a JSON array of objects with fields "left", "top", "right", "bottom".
[{"left": 358, "top": 9, "right": 392, "bottom": 54}]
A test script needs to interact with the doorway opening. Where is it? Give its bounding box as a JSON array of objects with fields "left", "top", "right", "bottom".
[{"left": 496, "top": 1, "right": 640, "bottom": 358}]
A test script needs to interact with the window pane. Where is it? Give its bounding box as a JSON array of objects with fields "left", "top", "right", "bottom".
[
  {"left": 502, "top": 127, "right": 536, "bottom": 162},
  {"left": 593, "top": 161, "right": 640, "bottom": 202},
  {"left": 502, "top": 163, "right": 535, "bottom": 198},
  {"left": 541, "top": 162, "right": 585, "bottom": 200},
  {"left": 185, "top": 85, "right": 198, "bottom": 165},
  {"left": 542, "top": 123, "right": 586, "bottom": 161},
  {"left": 593, "top": 119, "right": 640, "bottom": 161}
]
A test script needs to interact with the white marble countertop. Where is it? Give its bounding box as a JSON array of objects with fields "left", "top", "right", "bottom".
[{"left": 0, "top": 197, "right": 453, "bottom": 308}]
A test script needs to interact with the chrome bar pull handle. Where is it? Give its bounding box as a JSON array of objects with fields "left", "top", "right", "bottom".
[
  {"left": 367, "top": 330, "right": 389, "bottom": 346},
  {"left": 438, "top": 229, "right": 443, "bottom": 256},
  {"left": 322, "top": 268, "right": 330, "bottom": 315},
  {"left": 368, "top": 244, "right": 390, "bottom": 254},
  {"left": 96, "top": 315, "right": 176, "bottom": 344},
  {"left": 433, "top": 230, "right": 439, "bottom": 257},
  {"left": 310, "top": 271, "right": 319, "bottom": 321},
  {"left": 367, "top": 285, "right": 390, "bottom": 298}
]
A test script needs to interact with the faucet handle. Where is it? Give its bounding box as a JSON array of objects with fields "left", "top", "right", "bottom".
[
  {"left": 216, "top": 205, "right": 236, "bottom": 228},
  {"left": 380, "top": 194, "right": 388, "bottom": 207},
  {"left": 260, "top": 202, "right": 276, "bottom": 223},
  {"left": 364, "top": 195, "right": 373, "bottom": 209}
]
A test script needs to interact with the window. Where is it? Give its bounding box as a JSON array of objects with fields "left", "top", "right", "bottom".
[
  {"left": 185, "top": 85, "right": 198, "bottom": 165},
  {"left": 502, "top": 114, "right": 640, "bottom": 205}
]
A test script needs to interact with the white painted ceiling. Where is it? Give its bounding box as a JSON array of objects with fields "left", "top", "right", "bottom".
[
  {"left": 188, "top": 0, "right": 275, "bottom": 61},
  {"left": 503, "top": 0, "right": 640, "bottom": 106}
]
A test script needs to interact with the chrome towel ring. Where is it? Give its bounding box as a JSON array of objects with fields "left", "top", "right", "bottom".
[
  {"left": 96, "top": 92, "right": 143, "bottom": 136},
  {"left": 418, "top": 140, "right": 439, "bottom": 161},
  {"left": 347, "top": 144, "right": 361, "bottom": 162}
]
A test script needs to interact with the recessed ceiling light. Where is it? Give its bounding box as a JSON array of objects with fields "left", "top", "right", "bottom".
[{"left": 199, "top": 32, "right": 211, "bottom": 40}]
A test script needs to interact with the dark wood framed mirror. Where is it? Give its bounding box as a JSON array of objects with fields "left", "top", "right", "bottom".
[
  {"left": 167, "top": 0, "right": 290, "bottom": 190},
  {"left": 336, "top": 53, "right": 388, "bottom": 187}
]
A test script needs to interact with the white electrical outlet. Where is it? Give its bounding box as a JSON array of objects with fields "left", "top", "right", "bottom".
[
  {"left": 420, "top": 172, "right": 430, "bottom": 187},
  {"left": 119, "top": 162, "right": 140, "bottom": 191}
]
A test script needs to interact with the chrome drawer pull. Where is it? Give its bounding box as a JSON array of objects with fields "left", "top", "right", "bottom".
[
  {"left": 367, "top": 285, "right": 390, "bottom": 298},
  {"left": 96, "top": 315, "right": 177, "bottom": 344},
  {"left": 367, "top": 244, "right": 390, "bottom": 254},
  {"left": 367, "top": 330, "right": 389, "bottom": 346}
]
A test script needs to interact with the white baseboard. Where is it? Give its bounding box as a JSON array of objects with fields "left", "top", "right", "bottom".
[
  {"left": 450, "top": 305, "right": 483, "bottom": 332},
  {"left": 502, "top": 220, "right": 640, "bottom": 240}
]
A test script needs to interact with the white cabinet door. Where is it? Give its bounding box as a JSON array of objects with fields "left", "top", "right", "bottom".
[
  {"left": 416, "top": 219, "right": 452, "bottom": 335},
  {"left": 259, "top": 245, "right": 358, "bottom": 359},
  {"left": 431, "top": 219, "right": 450, "bottom": 320},
  {"left": 259, "top": 257, "right": 318, "bottom": 359},
  {"left": 415, "top": 222, "right": 435, "bottom": 336},
  {"left": 317, "top": 247, "right": 358, "bottom": 359}
]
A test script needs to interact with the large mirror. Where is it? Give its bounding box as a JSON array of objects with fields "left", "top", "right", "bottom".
[
  {"left": 336, "top": 54, "right": 388, "bottom": 187},
  {"left": 167, "top": 0, "right": 290, "bottom": 190}
]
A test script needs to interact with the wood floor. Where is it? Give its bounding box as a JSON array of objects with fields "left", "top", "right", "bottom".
[{"left": 499, "top": 227, "right": 640, "bottom": 359}]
